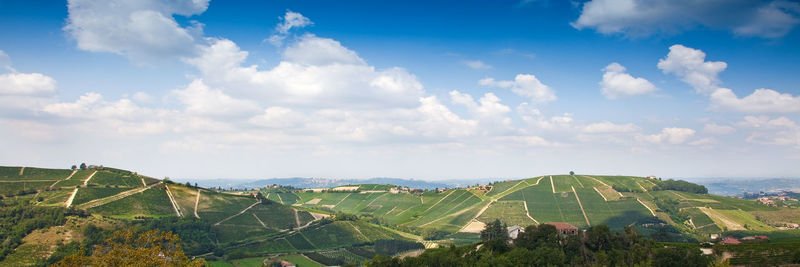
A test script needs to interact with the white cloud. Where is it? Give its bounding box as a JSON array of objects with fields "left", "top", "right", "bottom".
[
  {"left": 276, "top": 11, "right": 313, "bottom": 34},
  {"left": 283, "top": 34, "right": 365, "bottom": 66},
  {"left": 171, "top": 79, "right": 260, "bottom": 116},
  {"left": 0, "top": 73, "right": 57, "bottom": 96},
  {"left": 642, "top": 127, "right": 696, "bottom": 144},
  {"left": 738, "top": 116, "right": 800, "bottom": 147},
  {"left": 734, "top": 1, "right": 800, "bottom": 38},
  {"left": 248, "top": 106, "right": 306, "bottom": 129},
  {"left": 572, "top": 0, "right": 800, "bottom": 38},
  {"left": 710, "top": 88, "right": 800, "bottom": 113},
  {"left": 462, "top": 60, "right": 492, "bottom": 69},
  {"left": 600, "top": 62, "right": 658, "bottom": 98},
  {"left": 480, "top": 74, "right": 556, "bottom": 103},
  {"left": 659, "top": 44, "right": 800, "bottom": 114},
  {"left": 582, "top": 121, "right": 639, "bottom": 133},
  {"left": 64, "top": 0, "right": 208, "bottom": 63},
  {"left": 268, "top": 11, "right": 313, "bottom": 46},
  {"left": 186, "top": 35, "right": 424, "bottom": 108},
  {"left": 416, "top": 96, "right": 477, "bottom": 138},
  {"left": 658, "top": 44, "right": 727, "bottom": 94},
  {"left": 703, "top": 123, "right": 735, "bottom": 135},
  {"left": 449, "top": 90, "right": 512, "bottom": 134}
]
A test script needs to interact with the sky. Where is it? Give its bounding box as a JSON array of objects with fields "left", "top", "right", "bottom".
[{"left": 0, "top": 0, "right": 799, "bottom": 180}]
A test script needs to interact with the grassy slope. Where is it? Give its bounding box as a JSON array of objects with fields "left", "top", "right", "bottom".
[{"left": 88, "top": 185, "right": 175, "bottom": 218}]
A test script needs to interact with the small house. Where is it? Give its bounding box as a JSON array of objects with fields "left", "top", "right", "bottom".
[
  {"left": 720, "top": 236, "right": 741, "bottom": 245},
  {"left": 547, "top": 222, "right": 578, "bottom": 236}
]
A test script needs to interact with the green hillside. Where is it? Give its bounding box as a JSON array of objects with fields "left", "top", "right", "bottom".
[{"left": 1, "top": 165, "right": 798, "bottom": 266}]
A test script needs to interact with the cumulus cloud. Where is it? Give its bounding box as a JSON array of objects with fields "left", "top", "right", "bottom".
[
  {"left": 449, "top": 90, "right": 512, "bottom": 134},
  {"left": 572, "top": 0, "right": 800, "bottom": 38},
  {"left": 600, "top": 62, "right": 658, "bottom": 98},
  {"left": 737, "top": 116, "right": 800, "bottom": 147},
  {"left": 64, "top": 0, "right": 209, "bottom": 63},
  {"left": 186, "top": 35, "right": 424, "bottom": 108},
  {"left": 710, "top": 88, "right": 800, "bottom": 113},
  {"left": 462, "top": 60, "right": 492, "bottom": 69},
  {"left": 642, "top": 127, "right": 696, "bottom": 144},
  {"left": 703, "top": 123, "right": 735, "bottom": 135},
  {"left": 0, "top": 73, "right": 57, "bottom": 96},
  {"left": 268, "top": 11, "right": 313, "bottom": 46},
  {"left": 658, "top": 44, "right": 726, "bottom": 94},
  {"left": 171, "top": 79, "right": 260, "bottom": 116},
  {"left": 659, "top": 44, "right": 800, "bottom": 114},
  {"left": 480, "top": 74, "right": 556, "bottom": 103}
]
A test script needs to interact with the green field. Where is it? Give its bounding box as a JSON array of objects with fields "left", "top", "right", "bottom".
[
  {"left": 0, "top": 181, "right": 55, "bottom": 196},
  {"left": 88, "top": 171, "right": 142, "bottom": 187},
  {"left": 36, "top": 188, "right": 73, "bottom": 206},
  {"left": 71, "top": 187, "right": 130, "bottom": 206},
  {"left": 0, "top": 167, "right": 71, "bottom": 181},
  {"left": 88, "top": 186, "right": 175, "bottom": 218},
  {"left": 477, "top": 200, "right": 536, "bottom": 226},
  {"left": 196, "top": 190, "right": 258, "bottom": 224}
]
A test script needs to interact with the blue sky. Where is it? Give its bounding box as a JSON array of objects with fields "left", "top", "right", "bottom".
[{"left": 1, "top": 0, "right": 799, "bottom": 180}]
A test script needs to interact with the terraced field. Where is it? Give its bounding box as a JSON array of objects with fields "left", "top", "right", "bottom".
[
  {"left": 71, "top": 187, "right": 130, "bottom": 206},
  {"left": 87, "top": 171, "right": 142, "bottom": 187},
  {"left": 88, "top": 186, "right": 175, "bottom": 218},
  {"left": 477, "top": 201, "right": 536, "bottom": 226}
]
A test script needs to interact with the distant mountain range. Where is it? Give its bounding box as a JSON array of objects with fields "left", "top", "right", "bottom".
[
  {"left": 684, "top": 177, "right": 800, "bottom": 196},
  {"left": 176, "top": 177, "right": 515, "bottom": 190}
]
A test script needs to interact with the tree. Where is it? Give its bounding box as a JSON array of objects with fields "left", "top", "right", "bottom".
[
  {"left": 71, "top": 165, "right": 77, "bottom": 171},
  {"left": 54, "top": 228, "right": 205, "bottom": 267},
  {"left": 481, "top": 219, "right": 509, "bottom": 252},
  {"left": 570, "top": 171, "right": 575, "bottom": 175},
  {"left": 79, "top": 163, "right": 87, "bottom": 170}
]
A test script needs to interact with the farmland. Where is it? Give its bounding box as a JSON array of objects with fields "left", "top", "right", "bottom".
[{"left": 2, "top": 165, "right": 799, "bottom": 266}]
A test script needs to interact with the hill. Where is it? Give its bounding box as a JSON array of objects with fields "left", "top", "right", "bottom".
[{"left": 1, "top": 165, "right": 799, "bottom": 266}]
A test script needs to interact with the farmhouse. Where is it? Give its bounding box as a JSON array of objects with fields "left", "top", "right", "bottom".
[
  {"left": 507, "top": 225, "right": 524, "bottom": 239},
  {"left": 547, "top": 222, "right": 578, "bottom": 236},
  {"left": 720, "top": 236, "right": 741, "bottom": 245}
]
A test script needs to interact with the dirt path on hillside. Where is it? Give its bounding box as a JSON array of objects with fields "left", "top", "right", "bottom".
[
  {"left": 572, "top": 175, "right": 584, "bottom": 188},
  {"left": 699, "top": 207, "right": 745, "bottom": 230},
  {"left": 194, "top": 189, "right": 201, "bottom": 219},
  {"left": 253, "top": 213, "right": 268, "bottom": 229},
  {"left": 214, "top": 201, "right": 260, "bottom": 226},
  {"left": 140, "top": 178, "right": 147, "bottom": 187},
  {"left": 572, "top": 186, "right": 591, "bottom": 226},
  {"left": 165, "top": 185, "right": 182, "bottom": 217},
  {"left": 419, "top": 202, "right": 478, "bottom": 228},
  {"left": 582, "top": 175, "right": 610, "bottom": 187},
  {"left": 65, "top": 188, "right": 79, "bottom": 207},
  {"left": 294, "top": 209, "right": 301, "bottom": 227},
  {"left": 82, "top": 171, "right": 97, "bottom": 186},
  {"left": 19, "top": 167, "right": 24, "bottom": 175},
  {"left": 521, "top": 190, "right": 540, "bottom": 224},
  {"left": 636, "top": 181, "right": 648, "bottom": 192},
  {"left": 347, "top": 221, "right": 369, "bottom": 240},
  {"left": 637, "top": 198, "right": 657, "bottom": 216},
  {"left": 78, "top": 183, "right": 159, "bottom": 209},
  {"left": 422, "top": 190, "right": 455, "bottom": 213},
  {"left": 593, "top": 187, "right": 609, "bottom": 201},
  {"left": 277, "top": 193, "right": 284, "bottom": 204},
  {"left": 333, "top": 193, "right": 351, "bottom": 209},
  {"left": 550, "top": 176, "right": 555, "bottom": 193},
  {"left": 50, "top": 170, "right": 77, "bottom": 188}
]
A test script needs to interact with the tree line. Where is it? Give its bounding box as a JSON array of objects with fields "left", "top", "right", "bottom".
[{"left": 367, "top": 220, "right": 712, "bottom": 267}]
